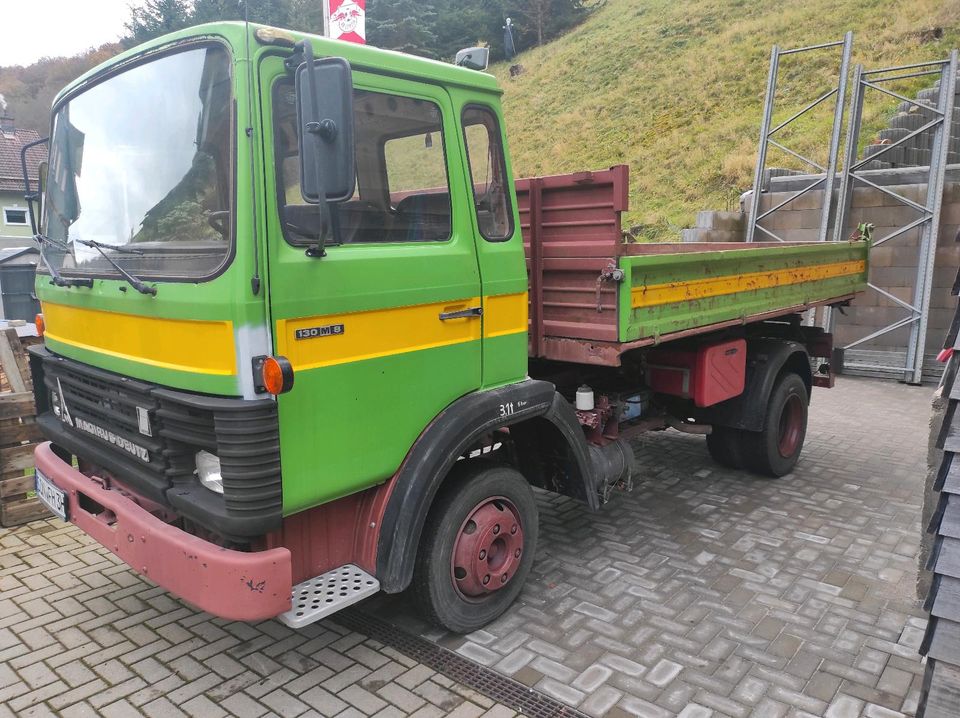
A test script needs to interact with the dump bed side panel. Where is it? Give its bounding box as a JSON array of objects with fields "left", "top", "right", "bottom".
[{"left": 618, "top": 242, "right": 869, "bottom": 343}]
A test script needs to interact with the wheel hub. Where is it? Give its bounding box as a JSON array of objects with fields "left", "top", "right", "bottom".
[
  {"left": 777, "top": 393, "right": 804, "bottom": 458},
  {"left": 452, "top": 497, "right": 524, "bottom": 598}
]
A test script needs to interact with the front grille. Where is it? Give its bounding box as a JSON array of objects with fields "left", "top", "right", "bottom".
[
  {"left": 215, "top": 406, "right": 282, "bottom": 517},
  {"left": 155, "top": 389, "right": 282, "bottom": 519},
  {"left": 31, "top": 346, "right": 282, "bottom": 538}
]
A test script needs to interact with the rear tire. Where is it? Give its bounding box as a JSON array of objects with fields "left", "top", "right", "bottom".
[
  {"left": 706, "top": 426, "right": 745, "bottom": 469},
  {"left": 741, "top": 372, "right": 808, "bottom": 477},
  {"left": 412, "top": 462, "right": 538, "bottom": 634}
]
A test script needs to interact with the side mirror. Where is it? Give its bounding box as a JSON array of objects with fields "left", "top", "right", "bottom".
[
  {"left": 37, "top": 161, "right": 47, "bottom": 233},
  {"left": 455, "top": 47, "right": 489, "bottom": 71},
  {"left": 295, "top": 54, "right": 355, "bottom": 204},
  {"left": 20, "top": 136, "right": 48, "bottom": 236}
]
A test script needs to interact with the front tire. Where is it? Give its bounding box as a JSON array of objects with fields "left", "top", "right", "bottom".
[
  {"left": 412, "top": 462, "right": 538, "bottom": 633},
  {"left": 741, "top": 372, "right": 808, "bottom": 477}
]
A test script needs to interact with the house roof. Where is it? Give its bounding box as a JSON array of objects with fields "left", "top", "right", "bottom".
[
  {"left": 0, "top": 246, "right": 38, "bottom": 264},
  {"left": 0, "top": 126, "right": 46, "bottom": 193}
]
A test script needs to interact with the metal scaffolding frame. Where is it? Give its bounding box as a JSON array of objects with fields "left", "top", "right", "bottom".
[
  {"left": 746, "top": 32, "right": 853, "bottom": 244},
  {"left": 832, "top": 52, "right": 958, "bottom": 384}
]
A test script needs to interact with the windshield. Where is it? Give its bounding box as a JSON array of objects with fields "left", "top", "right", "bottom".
[{"left": 43, "top": 44, "right": 233, "bottom": 280}]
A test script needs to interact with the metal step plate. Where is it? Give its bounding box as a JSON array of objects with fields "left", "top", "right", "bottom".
[{"left": 277, "top": 564, "right": 380, "bottom": 628}]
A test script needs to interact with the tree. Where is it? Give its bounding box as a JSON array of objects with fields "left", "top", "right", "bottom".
[
  {"left": 237, "top": 0, "right": 291, "bottom": 27},
  {"left": 514, "top": 0, "right": 550, "bottom": 47},
  {"left": 124, "top": 0, "right": 193, "bottom": 46},
  {"left": 192, "top": 0, "right": 244, "bottom": 25},
  {"left": 429, "top": 0, "right": 493, "bottom": 59},
  {"left": 287, "top": 0, "right": 325, "bottom": 34},
  {"left": 366, "top": 0, "right": 439, "bottom": 59}
]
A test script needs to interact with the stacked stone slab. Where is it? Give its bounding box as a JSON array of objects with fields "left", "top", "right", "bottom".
[
  {"left": 679, "top": 210, "right": 745, "bottom": 242},
  {"left": 863, "top": 78, "right": 960, "bottom": 170},
  {"left": 918, "top": 299, "right": 960, "bottom": 717}
]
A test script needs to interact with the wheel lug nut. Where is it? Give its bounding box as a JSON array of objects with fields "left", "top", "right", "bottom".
[
  {"left": 493, "top": 524, "right": 500, "bottom": 534},
  {"left": 482, "top": 574, "right": 490, "bottom": 585},
  {"left": 479, "top": 549, "right": 486, "bottom": 560},
  {"left": 514, "top": 549, "right": 521, "bottom": 558},
  {"left": 501, "top": 573, "right": 508, "bottom": 583},
  {"left": 511, "top": 524, "right": 517, "bottom": 534}
]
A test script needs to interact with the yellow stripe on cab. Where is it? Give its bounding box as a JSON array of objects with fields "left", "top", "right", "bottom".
[
  {"left": 483, "top": 292, "right": 528, "bottom": 339},
  {"left": 278, "top": 292, "right": 529, "bottom": 371},
  {"left": 41, "top": 302, "right": 237, "bottom": 375}
]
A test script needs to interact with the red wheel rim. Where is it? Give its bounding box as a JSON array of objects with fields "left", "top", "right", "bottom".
[
  {"left": 777, "top": 393, "right": 804, "bottom": 458},
  {"left": 451, "top": 496, "right": 524, "bottom": 599}
]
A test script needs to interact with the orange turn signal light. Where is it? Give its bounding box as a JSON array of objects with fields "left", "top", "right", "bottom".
[
  {"left": 256, "top": 356, "right": 294, "bottom": 395},
  {"left": 35, "top": 313, "right": 45, "bottom": 337}
]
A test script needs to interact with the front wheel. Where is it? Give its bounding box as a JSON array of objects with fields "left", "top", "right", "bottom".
[
  {"left": 412, "top": 463, "right": 538, "bottom": 633},
  {"left": 741, "top": 372, "right": 808, "bottom": 477}
]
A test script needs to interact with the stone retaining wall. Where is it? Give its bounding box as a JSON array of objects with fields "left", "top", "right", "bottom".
[{"left": 685, "top": 170, "right": 960, "bottom": 367}]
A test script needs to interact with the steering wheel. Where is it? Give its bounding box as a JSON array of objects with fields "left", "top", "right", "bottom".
[{"left": 206, "top": 210, "right": 230, "bottom": 236}]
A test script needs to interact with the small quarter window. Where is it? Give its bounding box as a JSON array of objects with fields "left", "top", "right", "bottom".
[
  {"left": 462, "top": 107, "right": 513, "bottom": 241},
  {"left": 3, "top": 208, "right": 28, "bottom": 226}
]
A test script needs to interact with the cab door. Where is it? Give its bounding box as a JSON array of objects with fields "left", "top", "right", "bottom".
[{"left": 261, "top": 59, "right": 482, "bottom": 513}]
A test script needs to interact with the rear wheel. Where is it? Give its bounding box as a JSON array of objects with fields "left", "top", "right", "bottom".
[
  {"left": 413, "top": 463, "right": 538, "bottom": 633},
  {"left": 742, "top": 372, "right": 808, "bottom": 477},
  {"left": 706, "top": 426, "right": 745, "bottom": 469}
]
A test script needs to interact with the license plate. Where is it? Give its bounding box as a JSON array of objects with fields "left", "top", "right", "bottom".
[{"left": 35, "top": 470, "right": 68, "bottom": 521}]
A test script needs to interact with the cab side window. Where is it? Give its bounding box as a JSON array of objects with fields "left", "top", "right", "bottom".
[
  {"left": 462, "top": 106, "right": 513, "bottom": 241},
  {"left": 273, "top": 81, "right": 451, "bottom": 245}
]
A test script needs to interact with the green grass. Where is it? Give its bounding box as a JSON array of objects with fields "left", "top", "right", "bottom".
[{"left": 492, "top": 0, "right": 960, "bottom": 237}]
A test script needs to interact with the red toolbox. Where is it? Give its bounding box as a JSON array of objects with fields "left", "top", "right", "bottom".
[{"left": 645, "top": 338, "right": 747, "bottom": 407}]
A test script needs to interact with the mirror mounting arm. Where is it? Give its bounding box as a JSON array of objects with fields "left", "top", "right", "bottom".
[{"left": 284, "top": 47, "right": 305, "bottom": 73}]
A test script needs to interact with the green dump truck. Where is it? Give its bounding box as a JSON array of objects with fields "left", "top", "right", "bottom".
[{"left": 23, "top": 23, "right": 868, "bottom": 633}]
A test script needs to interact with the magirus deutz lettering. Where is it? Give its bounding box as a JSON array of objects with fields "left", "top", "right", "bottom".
[{"left": 73, "top": 418, "right": 150, "bottom": 462}]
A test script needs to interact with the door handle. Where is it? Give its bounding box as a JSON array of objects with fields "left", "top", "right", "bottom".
[{"left": 439, "top": 306, "right": 483, "bottom": 321}]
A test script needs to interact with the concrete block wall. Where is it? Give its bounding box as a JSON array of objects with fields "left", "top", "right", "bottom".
[
  {"left": 680, "top": 210, "right": 745, "bottom": 243},
  {"left": 681, "top": 167, "right": 960, "bottom": 354},
  {"left": 747, "top": 174, "right": 960, "bottom": 356}
]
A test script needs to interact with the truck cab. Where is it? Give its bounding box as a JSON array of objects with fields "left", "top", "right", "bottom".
[{"left": 28, "top": 23, "right": 537, "bottom": 632}]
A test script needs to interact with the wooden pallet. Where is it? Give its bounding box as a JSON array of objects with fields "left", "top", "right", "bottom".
[{"left": 0, "top": 328, "right": 49, "bottom": 527}]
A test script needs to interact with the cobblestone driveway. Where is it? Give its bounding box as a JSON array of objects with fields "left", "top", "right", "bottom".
[
  {"left": 0, "top": 377, "right": 933, "bottom": 717},
  {"left": 376, "top": 377, "right": 933, "bottom": 717}
]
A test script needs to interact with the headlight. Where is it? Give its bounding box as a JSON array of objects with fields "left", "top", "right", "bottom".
[
  {"left": 51, "top": 390, "right": 61, "bottom": 418},
  {"left": 195, "top": 450, "right": 224, "bottom": 494}
]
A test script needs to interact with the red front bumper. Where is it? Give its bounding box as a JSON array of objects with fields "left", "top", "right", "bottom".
[{"left": 34, "top": 442, "right": 292, "bottom": 621}]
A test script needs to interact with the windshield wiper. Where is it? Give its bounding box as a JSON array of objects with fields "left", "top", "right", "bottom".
[
  {"left": 78, "top": 239, "right": 145, "bottom": 255},
  {"left": 74, "top": 239, "right": 156, "bottom": 296},
  {"left": 33, "top": 234, "right": 93, "bottom": 289}
]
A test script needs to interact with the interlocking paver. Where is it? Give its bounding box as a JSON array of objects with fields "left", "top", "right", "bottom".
[
  {"left": 2, "top": 542, "right": 515, "bottom": 716},
  {"left": 0, "top": 376, "right": 931, "bottom": 717},
  {"left": 370, "top": 377, "right": 931, "bottom": 717}
]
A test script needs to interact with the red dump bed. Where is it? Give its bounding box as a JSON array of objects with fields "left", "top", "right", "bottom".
[{"left": 515, "top": 165, "right": 869, "bottom": 366}]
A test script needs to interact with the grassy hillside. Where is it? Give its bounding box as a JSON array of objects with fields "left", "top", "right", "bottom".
[{"left": 491, "top": 0, "right": 960, "bottom": 237}]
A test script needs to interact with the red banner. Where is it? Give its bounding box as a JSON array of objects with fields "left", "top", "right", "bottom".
[{"left": 328, "top": 0, "right": 366, "bottom": 44}]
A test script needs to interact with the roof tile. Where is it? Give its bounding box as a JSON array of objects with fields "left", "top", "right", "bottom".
[{"left": 0, "top": 126, "right": 47, "bottom": 194}]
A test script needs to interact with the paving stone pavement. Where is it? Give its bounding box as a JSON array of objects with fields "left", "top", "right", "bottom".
[
  {"left": 374, "top": 377, "right": 935, "bottom": 717},
  {"left": 0, "top": 376, "right": 934, "bottom": 717},
  {"left": 0, "top": 533, "right": 518, "bottom": 716}
]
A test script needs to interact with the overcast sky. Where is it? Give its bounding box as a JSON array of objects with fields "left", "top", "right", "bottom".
[{"left": 1, "top": 0, "right": 131, "bottom": 66}]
